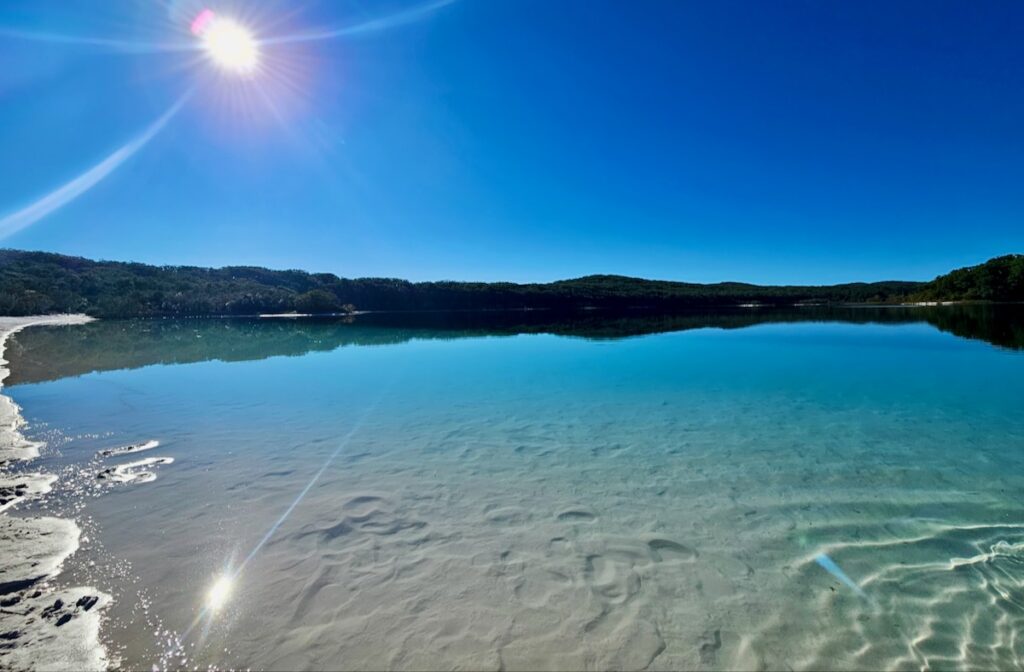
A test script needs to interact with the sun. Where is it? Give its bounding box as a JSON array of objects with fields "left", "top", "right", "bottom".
[
  {"left": 193, "top": 11, "right": 259, "bottom": 75},
  {"left": 203, "top": 19, "right": 259, "bottom": 74}
]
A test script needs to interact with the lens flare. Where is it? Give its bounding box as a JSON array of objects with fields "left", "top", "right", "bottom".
[
  {"left": 192, "top": 10, "right": 259, "bottom": 75},
  {"left": 189, "top": 9, "right": 216, "bottom": 37},
  {"left": 0, "top": 93, "right": 190, "bottom": 241}
]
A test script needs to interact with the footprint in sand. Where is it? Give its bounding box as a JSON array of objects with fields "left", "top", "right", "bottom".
[
  {"left": 292, "top": 495, "right": 427, "bottom": 544},
  {"left": 583, "top": 553, "right": 643, "bottom": 605},
  {"left": 341, "top": 495, "right": 384, "bottom": 520},
  {"left": 647, "top": 538, "right": 699, "bottom": 562},
  {"left": 484, "top": 506, "right": 531, "bottom": 525},
  {"left": 699, "top": 628, "right": 722, "bottom": 666},
  {"left": 556, "top": 509, "right": 596, "bottom": 523}
]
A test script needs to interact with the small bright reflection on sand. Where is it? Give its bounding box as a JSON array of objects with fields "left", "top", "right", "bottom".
[{"left": 205, "top": 575, "right": 234, "bottom": 612}]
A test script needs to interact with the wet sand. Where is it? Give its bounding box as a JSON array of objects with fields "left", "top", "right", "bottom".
[{"left": 0, "top": 316, "right": 110, "bottom": 672}]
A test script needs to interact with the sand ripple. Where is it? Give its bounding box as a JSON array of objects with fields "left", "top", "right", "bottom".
[{"left": 735, "top": 519, "right": 1024, "bottom": 671}]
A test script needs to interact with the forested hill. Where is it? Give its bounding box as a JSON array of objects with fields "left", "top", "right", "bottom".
[
  {"left": 0, "top": 248, "right": 1005, "bottom": 318},
  {"left": 909, "top": 254, "right": 1024, "bottom": 302}
]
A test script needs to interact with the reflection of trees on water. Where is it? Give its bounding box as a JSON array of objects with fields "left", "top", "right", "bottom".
[{"left": 7, "top": 304, "right": 1023, "bottom": 386}]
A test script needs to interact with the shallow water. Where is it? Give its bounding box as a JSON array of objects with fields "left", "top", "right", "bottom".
[{"left": 6, "top": 308, "right": 1024, "bottom": 670}]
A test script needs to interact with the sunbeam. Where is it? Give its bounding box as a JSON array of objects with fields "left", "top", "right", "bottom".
[
  {"left": 0, "top": 92, "right": 191, "bottom": 240},
  {"left": 0, "top": 0, "right": 458, "bottom": 54},
  {"left": 263, "top": 0, "right": 458, "bottom": 45},
  {"left": 170, "top": 380, "right": 394, "bottom": 658},
  {"left": 0, "top": 26, "right": 196, "bottom": 53}
]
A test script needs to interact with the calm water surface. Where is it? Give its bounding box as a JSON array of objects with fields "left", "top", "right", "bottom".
[{"left": 6, "top": 308, "right": 1024, "bottom": 670}]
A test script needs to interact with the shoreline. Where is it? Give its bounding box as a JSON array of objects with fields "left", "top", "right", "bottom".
[
  {"left": 0, "top": 315, "right": 111, "bottom": 672},
  {"left": 1, "top": 316, "right": 93, "bottom": 463},
  {"left": 6, "top": 299, "right": 1016, "bottom": 324}
]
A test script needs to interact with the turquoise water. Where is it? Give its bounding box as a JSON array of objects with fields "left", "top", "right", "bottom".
[{"left": 7, "top": 309, "right": 1024, "bottom": 670}]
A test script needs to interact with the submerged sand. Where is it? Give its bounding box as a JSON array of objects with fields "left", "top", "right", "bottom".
[
  {"left": 6, "top": 315, "right": 1024, "bottom": 670},
  {"left": 0, "top": 316, "right": 110, "bottom": 672}
]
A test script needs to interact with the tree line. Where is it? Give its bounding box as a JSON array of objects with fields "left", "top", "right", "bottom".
[{"left": 0, "top": 249, "right": 1018, "bottom": 318}]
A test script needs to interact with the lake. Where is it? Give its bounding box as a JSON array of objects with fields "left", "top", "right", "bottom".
[{"left": 5, "top": 306, "right": 1024, "bottom": 670}]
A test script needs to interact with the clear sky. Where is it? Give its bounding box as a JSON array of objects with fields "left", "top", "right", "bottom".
[{"left": 1, "top": 0, "right": 1022, "bottom": 284}]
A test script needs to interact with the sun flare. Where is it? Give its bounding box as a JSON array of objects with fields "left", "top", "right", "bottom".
[
  {"left": 195, "top": 12, "right": 259, "bottom": 75},
  {"left": 205, "top": 575, "right": 234, "bottom": 611}
]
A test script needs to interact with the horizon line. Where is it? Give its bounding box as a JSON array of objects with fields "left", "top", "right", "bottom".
[{"left": 7, "top": 247, "right": 1018, "bottom": 287}]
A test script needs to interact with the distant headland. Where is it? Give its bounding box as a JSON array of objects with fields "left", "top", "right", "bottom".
[{"left": 0, "top": 249, "right": 1021, "bottom": 318}]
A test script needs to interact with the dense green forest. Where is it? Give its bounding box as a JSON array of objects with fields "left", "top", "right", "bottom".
[
  {"left": 908, "top": 254, "right": 1024, "bottom": 302},
  {"left": 0, "top": 249, "right": 1018, "bottom": 318}
]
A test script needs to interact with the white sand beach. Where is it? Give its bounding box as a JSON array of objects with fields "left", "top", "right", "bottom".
[
  {"left": 0, "top": 316, "right": 94, "bottom": 464},
  {"left": 0, "top": 472, "right": 57, "bottom": 514},
  {"left": 0, "top": 316, "right": 110, "bottom": 672}
]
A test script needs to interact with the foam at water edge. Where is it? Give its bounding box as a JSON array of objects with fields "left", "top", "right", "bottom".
[{"left": 0, "top": 316, "right": 111, "bottom": 672}]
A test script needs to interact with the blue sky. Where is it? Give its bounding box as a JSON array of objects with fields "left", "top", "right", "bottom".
[{"left": 1, "top": 0, "right": 1022, "bottom": 283}]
